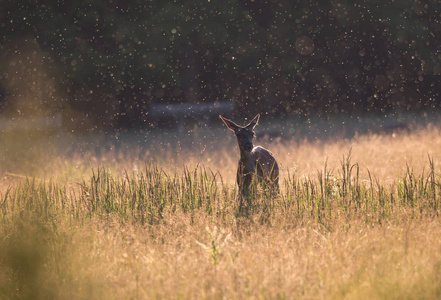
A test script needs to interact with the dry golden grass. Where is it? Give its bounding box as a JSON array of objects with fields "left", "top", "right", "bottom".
[
  {"left": 2, "top": 122, "right": 441, "bottom": 184},
  {"left": 1, "top": 125, "right": 441, "bottom": 299},
  {"left": 3, "top": 212, "right": 439, "bottom": 299}
]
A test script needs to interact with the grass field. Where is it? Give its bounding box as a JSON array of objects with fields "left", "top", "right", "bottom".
[{"left": 1, "top": 116, "right": 441, "bottom": 299}]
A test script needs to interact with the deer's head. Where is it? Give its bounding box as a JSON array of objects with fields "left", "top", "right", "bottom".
[{"left": 220, "top": 114, "right": 259, "bottom": 153}]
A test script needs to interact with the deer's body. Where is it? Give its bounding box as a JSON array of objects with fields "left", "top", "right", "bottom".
[
  {"left": 220, "top": 114, "right": 279, "bottom": 198},
  {"left": 237, "top": 146, "right": 279, "bottom": 195}
]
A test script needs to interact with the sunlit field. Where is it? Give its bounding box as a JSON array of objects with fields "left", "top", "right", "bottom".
[{"left": 1, "top": 115, "right": 441, "bottom": 299}]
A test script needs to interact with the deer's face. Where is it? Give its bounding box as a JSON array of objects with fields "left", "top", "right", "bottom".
[
  {"left": 219, "top": 114, "right": 260, "bottom": 154},
  {"left": 235, "top": 128, "right": 255, "bottom": 153}
]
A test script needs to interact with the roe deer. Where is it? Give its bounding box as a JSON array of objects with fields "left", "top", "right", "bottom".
[{"left": 219, "top": 114, "right": 279, "bottom": 200}]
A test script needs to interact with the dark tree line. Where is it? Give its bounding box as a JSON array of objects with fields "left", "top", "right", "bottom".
[{"left": 1, "top": 0, "right": 440, "bottom": 129}]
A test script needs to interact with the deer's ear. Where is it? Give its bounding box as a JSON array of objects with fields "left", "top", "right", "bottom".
[
  {"left": 246, "top": 114, "right": 260, "bottom": 129},
  {"left": 219, "top": 115, "right": 239, "bottom": 131}
]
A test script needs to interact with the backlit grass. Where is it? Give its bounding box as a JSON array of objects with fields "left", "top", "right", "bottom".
[{"left": 1, "top": 126, "right": 441, "bottom": 299}]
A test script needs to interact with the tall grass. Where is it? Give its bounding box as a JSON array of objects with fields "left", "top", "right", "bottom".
[
  {"left": 1, "top": 129, "right": 441, "bottom": 298},
  {"left": 1, "top": 153, "right": 440, "bottom": 227}
]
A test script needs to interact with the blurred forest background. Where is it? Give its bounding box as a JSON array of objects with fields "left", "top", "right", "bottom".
[{"left": 0, "top": 0, "right": 440, "bottom": 130}]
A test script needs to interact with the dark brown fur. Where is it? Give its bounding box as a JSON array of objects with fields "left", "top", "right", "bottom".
[{"left": 220, "top": 114, "right": 279, "bottom": 198}]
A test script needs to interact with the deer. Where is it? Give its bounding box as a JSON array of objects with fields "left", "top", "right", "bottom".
[{"left": 219, "top": 114, "right": 279, "bottom": 204}]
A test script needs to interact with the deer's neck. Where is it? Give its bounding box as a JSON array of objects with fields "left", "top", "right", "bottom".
[
  {"left": 240, "top": 149, "right": 253, "bottom": 160},
  {"left": 239, "top": 150, "right": 255, "bottom": 173}
]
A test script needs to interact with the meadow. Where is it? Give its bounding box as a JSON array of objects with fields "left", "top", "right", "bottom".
[{"left": 1, "top": 114, "right": 441, "bottom": 299}]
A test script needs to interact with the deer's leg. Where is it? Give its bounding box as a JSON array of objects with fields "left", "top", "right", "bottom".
[
  {"left": 238, "top": 174, "right": 252, "bottom": 195},
  {"left": 237, "top": 173, "right": 254, "bottom": 210},
  {"left": 237, "top": 169, "right": 246, "bottom": 208},
  {"left": 269, "top": 161, "right": 280, "bottom": 194},
  {"left": 256, "top": 162, "right": 275, "bottom": 194}
]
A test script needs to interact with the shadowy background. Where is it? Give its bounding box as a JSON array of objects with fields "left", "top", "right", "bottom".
[{"left": 0, "top": 0, "right": 440, "bottom": 131}]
